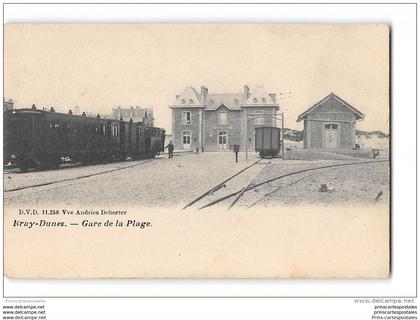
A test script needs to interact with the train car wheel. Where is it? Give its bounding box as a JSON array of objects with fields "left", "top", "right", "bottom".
[
  {"left": 51, "top": 156, "right": 61, "bottom": 169},
  {"left": 34, "top": 155, "right": 60, "bottom": 170},
  {"left": 34, "top": 158, "right": 47, "bottom": 171},
  {"left": 17, "top": 159, "right": 29, "bottom": 172},
  {"left": 92, "top": 153, "right": 100, "bottom": 164},
  {"left": 80, "top": 155, "right": 90, "bottom": 165}
]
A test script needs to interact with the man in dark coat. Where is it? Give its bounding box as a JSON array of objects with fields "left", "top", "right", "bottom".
[{"left": 165, "top": 140, "right": 174, "bottom": 158}]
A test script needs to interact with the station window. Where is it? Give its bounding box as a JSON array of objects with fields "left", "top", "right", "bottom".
[
  {"left": 182, "top": 111, "right": 191, "bottom": 125},
  {"left": 112, "top": 125, "right": 119, "bottom": 137},
  {"left": 183, "top": 131, "right": 191, "bottom": 144},
  {"left": 218, "top": 131, "right": 227, "bottom": 144},
  {"left": 218, "top": 111, "right": 228, "bottom": 125},
  {"left": 325, "top": 124, "right": 338, "bottom": 130},
  {"left": 101, "top": 124, "right": 107, "bottom": 136}
]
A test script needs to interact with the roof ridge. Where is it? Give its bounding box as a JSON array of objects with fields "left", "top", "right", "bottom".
[
  {"left": 206, "top": 92, "right": 244, "bottom": 97},
  {"left": 296, "top": 93, "right": 365, "bottom": 122},
  {"left": 190, "top": 86, "right": 201, "bottom": 101}
]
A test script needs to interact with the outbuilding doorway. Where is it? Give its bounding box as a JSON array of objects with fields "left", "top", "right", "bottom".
[{"left": 324, "top": 123, "right": 338, "bottom": 149}]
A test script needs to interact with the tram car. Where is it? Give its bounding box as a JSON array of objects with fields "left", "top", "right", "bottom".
[
  {"left": 255, "top": 126, "right": 281, "bottom": 158},
  {"left": 4, "top": 107, "right": 165, "bottom": 171}
]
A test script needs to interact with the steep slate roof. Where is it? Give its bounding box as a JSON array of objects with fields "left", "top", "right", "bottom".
[
  {"left": 169, "top": 85, "right": 278, "bottom": 110},
  {"left": 171, "top": 86, "right": 204, "bottom": 108},
  {"left": 204, "top": 93, "right": 245, "bottom": 111},
  {"left": 243, "top": 85, "right": 277, "bottom": 106},
  {"left": 296, "top": 92, "right": 365, "bottom": 122}
]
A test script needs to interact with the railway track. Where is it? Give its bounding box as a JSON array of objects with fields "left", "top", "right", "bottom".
[
  {"left": 4, "top": 158, "right": 157, "bottom": 193},
  {"left": 183, "top": 158, "right": 271, "bottom": 210},
  {"left": 195, "top": 159, "right": 389, "bottom": 210}
]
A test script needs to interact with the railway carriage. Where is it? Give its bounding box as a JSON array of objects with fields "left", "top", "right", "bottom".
[
  {"left": 4, "top": 108, "right": 165, "bottom": 171},
  {"left": 255, "top": 127, "right": 281, "bottom": 158}
]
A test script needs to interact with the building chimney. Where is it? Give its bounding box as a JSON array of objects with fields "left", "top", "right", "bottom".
[
  {"left": 244, "top": 85, "right": 250, "bottom": 99},
  {"left": 269, "top": 93, "right": 277, "bottom": 103},
  {"left": 200, "top": 86, "right": 208, "bottom": 102}
]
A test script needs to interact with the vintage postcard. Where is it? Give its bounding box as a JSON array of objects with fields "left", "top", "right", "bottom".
[{"left": 3, "top": 24, "right": 390, "bottom": 278}]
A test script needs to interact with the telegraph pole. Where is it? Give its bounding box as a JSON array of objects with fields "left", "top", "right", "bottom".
[
  {"left": 281, "top": 112, "right": 285, "bottom": 159},
  {"left": 245, "top": 114, "right": 248, "bottom": 161}
]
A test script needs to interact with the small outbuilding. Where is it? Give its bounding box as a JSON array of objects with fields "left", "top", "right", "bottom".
[{"left": 297, "top": 93, "right": 365, "bottom": 150}]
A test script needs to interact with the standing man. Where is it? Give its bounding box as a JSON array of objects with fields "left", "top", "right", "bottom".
[{"left": 164, "top": 140, "right": 174, "bottom": 159}]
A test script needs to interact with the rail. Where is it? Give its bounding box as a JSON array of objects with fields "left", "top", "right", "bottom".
[
  {"left": 182, "top": 158, "right": 264, "bottom": 210},
  {"left": 198, "top": 159, "right": 389, "bottom": 210},
  {"left": 5, "top": 158, "right": 156, "bottom": 193}
]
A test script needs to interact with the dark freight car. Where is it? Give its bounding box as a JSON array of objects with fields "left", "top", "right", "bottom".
[
  {"left": 4, "top": 108, "right": 165, "bottom": 171},
  {"left": 255, "top": 127, "right": 281, "bottom": 158}
]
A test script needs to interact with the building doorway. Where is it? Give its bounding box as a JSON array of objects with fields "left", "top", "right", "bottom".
[
  {"left": 218, "top": 131, "right": 228, "bottom": 151},
  {"left": 182, "top": 131, "right": 191, "bottom": 149},
  {"left": 324, "top": 124, "right": 338, "bottom": 149}
]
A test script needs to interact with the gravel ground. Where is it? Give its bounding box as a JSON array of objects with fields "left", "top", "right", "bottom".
[
  {"left": 4, "top": 153, "right": 389, "bottom": 208},
  {"left": 192, "top": 159, "right": 272, "bottom": 210},
  {"left": 4, "top": 152, "right": 260, "bottom": 208},
  {"left": 4, "top": 160, "right": 154, "bottom": 191},
  {"left": 235, "top": 159, "right": 390, "bottom": 208}
]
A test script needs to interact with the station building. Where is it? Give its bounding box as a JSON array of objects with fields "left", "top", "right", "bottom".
[
  {"left": 169, "top": 85, "right": 279, "bottom": 151},
  {"left": 111, "top": 106, "right": 154, "bottom": 127},
  {"left": 297, "top": 93, "right": 364, "bottom": 150}
]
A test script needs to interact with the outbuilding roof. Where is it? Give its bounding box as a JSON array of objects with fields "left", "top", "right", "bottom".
[{"left": 296, "top": 92, "right": 365, "bottom": 122}]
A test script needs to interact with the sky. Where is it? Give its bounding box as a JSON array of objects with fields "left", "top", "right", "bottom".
[{"left": 4, "top": 24, "right": 389, "bottom": 133}]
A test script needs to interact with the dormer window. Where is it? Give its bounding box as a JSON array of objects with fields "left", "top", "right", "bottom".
[
  {"left": 261, "top": 98, "right": 266, "bottom": 103},
  {"left": 188, "top": 98, "right": 194, "bottom": 104},
  {"left": 181, "top": 99, "right": 186, "bottom": 104},
  {"left": 253, "top": 98, "right": 258, "bottom": 103}
]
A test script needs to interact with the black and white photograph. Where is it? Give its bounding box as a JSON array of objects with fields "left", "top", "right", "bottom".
[{"left": 3, "top": 24, "right": 389, "bottom": 209}]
